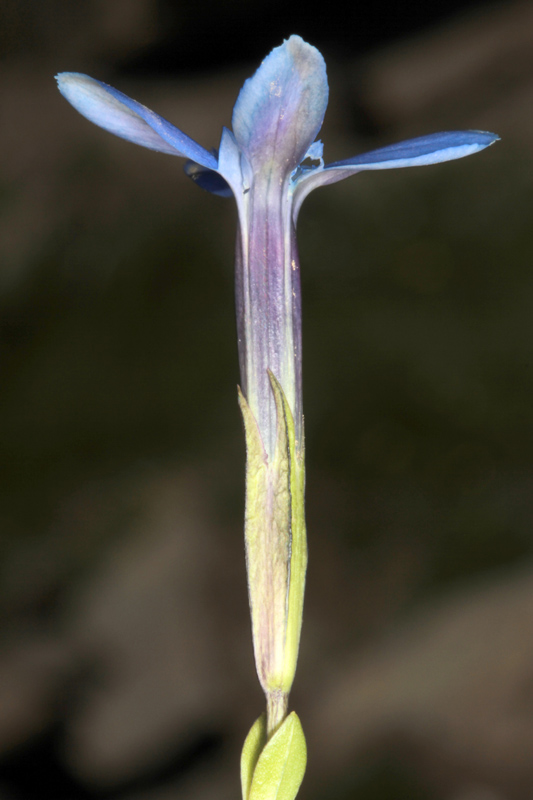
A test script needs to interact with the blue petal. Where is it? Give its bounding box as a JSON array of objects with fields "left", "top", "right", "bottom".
[
  {"left": 183, "top": 162, "right": 233, "bottom": 197},
  {"left": 292, "top": 130, "right": 499, "bottom": 221},
  {"left": 326, "top": 131, "right": 499, "bottom": 171},
  {"left": 232, "top": 35, "right": 328, "bottom": 177},
  {"left": 56, "top": 73, "right": 217, "bottom": 170}
]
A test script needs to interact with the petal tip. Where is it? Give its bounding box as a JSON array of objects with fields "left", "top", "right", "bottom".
[
  {"left": 468, "top": 130, "right": 500, "bottom": 149},
  {"left": 55, "top": 71, "right": 83, "bottom": 96},
  {"left": 55, "top": 71, "right": 217, "bottom": 167},
  {"left": 55, "top": 72, "right": 108, "bottom": 111}
]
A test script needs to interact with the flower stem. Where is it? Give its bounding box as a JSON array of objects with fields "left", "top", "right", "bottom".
[{"left": 267, "top": 690, "right": 289, "bottom": 738}]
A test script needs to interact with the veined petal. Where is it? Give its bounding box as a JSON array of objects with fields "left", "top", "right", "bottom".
[
  {"left": 232, "top": 35, "right": 328, "bottom": 177},
  {"left": 292, "top": 130, "right": 499, "bottom": 220},
  {"left": 56, "top": 73, "right": 217, "bottom": 169}
]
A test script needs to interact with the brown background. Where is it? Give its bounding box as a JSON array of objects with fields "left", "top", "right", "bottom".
[{"left": 0, "top": 1, "right": 531, "bottom": 799}]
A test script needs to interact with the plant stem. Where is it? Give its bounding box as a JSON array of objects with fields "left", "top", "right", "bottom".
[{"left": 266, "top": 690, "right": 289, "bottom": 738}]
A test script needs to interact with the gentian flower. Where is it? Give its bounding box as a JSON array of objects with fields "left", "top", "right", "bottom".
[{"left": 56, "top": 35, "right": 498, "bottom": 795}]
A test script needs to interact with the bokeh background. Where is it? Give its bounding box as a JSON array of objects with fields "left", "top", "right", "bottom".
[{"left": 0, "top": 1, "right": 532, "bottom": 798}]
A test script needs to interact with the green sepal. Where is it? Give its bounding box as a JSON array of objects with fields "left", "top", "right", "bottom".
[
  {"left": 268, "top": 373, "right": 307, "bottom": 695},
  {"left": 238, "top": 374, "right": 306, "bottom": 701},
  {"left": 247, "top": 711, "right": 307, "bottom": 800},
  {"left": 241, "top": 713, "right": 267, "bottom": 800}
]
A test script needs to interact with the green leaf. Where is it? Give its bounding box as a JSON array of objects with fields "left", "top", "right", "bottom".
[
  {"left": 241, "top": 713, "right": 267, "bottom": 800},
  {"left": 248, "top": 712, "right": 307, "bottom": 800}
]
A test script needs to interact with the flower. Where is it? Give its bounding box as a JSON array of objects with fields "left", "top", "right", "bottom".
[
  {"left": 56, "top": 36, "right": 498, "bottom": 738},
  {"left": 56, "top": 36, "right": 498, "bottom": 462}
]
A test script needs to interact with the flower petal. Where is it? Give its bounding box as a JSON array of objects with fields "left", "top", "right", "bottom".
[
  {"left": 184, "top": 127, "right": 254, "bottom": 203},
  {"left": 217, "top": 127, "right": 250, "bottom": 196},
  {"left": 183, "top": 162, "right": 233, "bottom": 196},
  {"left": 303, "top": 140, "right": 324, "bottom": 163},
  {"left": 292, "top": 130, "right": 499, "bottom": 220},
  {"left": 326, "top": 131, "right": 500, "bottom": 171},
  {"left": 232, "top": 35, "right": 328, "bottom": 178},
  {"left": 56, "top": 73, "right": 217, "bottom": 169}
]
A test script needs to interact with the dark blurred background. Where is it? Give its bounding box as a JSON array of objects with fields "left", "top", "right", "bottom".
[{"left": 0, "top": 1, "right": 531, "bottom": 799}]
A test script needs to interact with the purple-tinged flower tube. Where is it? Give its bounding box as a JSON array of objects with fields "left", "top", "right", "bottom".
[{"left": 56, "top": 36, "right": 498, "bottom": 745}]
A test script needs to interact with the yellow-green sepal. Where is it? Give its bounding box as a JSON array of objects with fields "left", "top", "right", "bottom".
[
  {"left": 237, "top": 374, "right": 307, "bottom": 715},
  {"left": 268, "top": 372, "right": 307, "bottom": 695},
  {"left": 246, "top": 711, "right": 307, "bottom": 800}
]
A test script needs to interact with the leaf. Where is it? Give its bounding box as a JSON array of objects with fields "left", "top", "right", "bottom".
[
  {"left": 241, "top": 713, "right": 267, "bottom": 800},
  {"left": 248, "top": 712, "right": 307, "bottom": 800}
]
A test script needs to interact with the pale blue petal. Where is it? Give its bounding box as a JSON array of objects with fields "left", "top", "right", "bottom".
[
  {"left": 232, "top": 35, "right": 328, "bottom": 177},
  {"left": 304, "top": 140, "right": 324, "bottom": 163},
  {"left": 56, "top": 73, "right": 217, "bottom": 169},
  {"left": 217, "top": 127, "right": 249, "bottom": 195}
]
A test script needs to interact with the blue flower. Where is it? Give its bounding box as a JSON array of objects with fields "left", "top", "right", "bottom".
[{"left": 56, "top": 35, "right": 498, "bottom": 462}]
